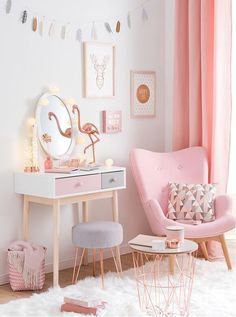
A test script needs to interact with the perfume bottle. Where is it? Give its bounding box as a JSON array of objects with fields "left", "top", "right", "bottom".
[{"left": 44, "top": 156, "right": 53, "bottom": 170}]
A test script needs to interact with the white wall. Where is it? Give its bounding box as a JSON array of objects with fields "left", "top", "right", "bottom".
[{"left": 0, "top": 0, "right": 170, "bottom": 283}]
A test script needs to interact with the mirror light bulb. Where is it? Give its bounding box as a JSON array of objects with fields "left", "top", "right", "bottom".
[
  {"left": 39, "top": 98, "right": 49, "bottom": 106},
  {"left": 77, "top": 136, "right": 85, "bottom": 144},
  {"left": 65, "top": 98, "right": 76, "bottom": 106},
  {"left": 27, "top": 117, "right": 36, "bottom": 127},
  {"left": 49, "top": 85, "right": 60, "bottom": 94}
]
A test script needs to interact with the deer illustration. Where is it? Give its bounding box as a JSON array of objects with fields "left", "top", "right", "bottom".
[
  {"left": 72, "top": 105, "right": 100, "bottom": 163},
  {"left": 90, "top": 54, "right": 110, "bottom": 89}
]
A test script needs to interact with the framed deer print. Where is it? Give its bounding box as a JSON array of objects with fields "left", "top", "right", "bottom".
[
  {"left": 130, "top": 71, "right": 156, "bottom": 118},
  {"left": 83, "top": 42, "right": 115, "bottom": 98}
]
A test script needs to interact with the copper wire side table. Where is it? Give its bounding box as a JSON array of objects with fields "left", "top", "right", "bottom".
[{"left": 129, "top": 236, "right": 198, "bottom": 317}]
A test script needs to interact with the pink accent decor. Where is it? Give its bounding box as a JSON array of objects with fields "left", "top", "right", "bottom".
[
  {"left": 8, "top": 256, "right": 45, "bottom": 291},
  {"left": 102, "top": 110, "right": 122, "bottom": 133},
  {"left": 44, "top": 156, "right": 53, "bottom": 170},
  {"left": 55, "top": 174, "right": 101, "bottom": 196},
  {"left": 7, "top": 241, "right": 46, "bottom": 291},
  {"left": 172, "top": 0, "right": 232, "bottom": 194},
  {"left": 130, "top": 147, "right": 236, "bottom": 266},
  {"left": 165, "top": 226, "right": 184, "bottom": 243},
  {"left": 167, "top": 182, "right": 216, "bottom": 223}
]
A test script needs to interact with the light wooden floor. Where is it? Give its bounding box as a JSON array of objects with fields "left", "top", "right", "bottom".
[{"left": 0, "top": 253, "right": 134, "bottom": 305}]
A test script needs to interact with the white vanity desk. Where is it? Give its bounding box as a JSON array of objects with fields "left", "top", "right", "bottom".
[{"left": 15, "top": 166, "right": 126, "bottom": 287}]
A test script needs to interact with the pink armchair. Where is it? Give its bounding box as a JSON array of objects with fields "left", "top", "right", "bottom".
[{"left": 130, "top": 146, "right": 235, "bottom": 269}]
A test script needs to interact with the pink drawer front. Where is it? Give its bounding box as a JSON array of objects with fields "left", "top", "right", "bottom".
[{"left": 55, "top": 174, "right": 101, "bottom": 196}]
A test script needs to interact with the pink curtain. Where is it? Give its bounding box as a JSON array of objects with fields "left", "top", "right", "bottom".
[
  {"left": 173, "top": 0, "right": 232, "bottom": 259},
  {"left": 173, "top": 0, "right": 232, "bottom": 195}
]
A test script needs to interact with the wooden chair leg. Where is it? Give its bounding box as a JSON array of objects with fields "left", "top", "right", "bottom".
[
  {"left": 200, "top": 241, "right": 209, "bottom": 261},
  {"left": 99, "top": 249, "right": 105, "bottom": 289},
  {"left": 169, "top": 255, "right": 175, "bottom": 275},
  {"left": 72, "top": 247, "right": 79, "bottom": 283},
  {"left": 93, "top": 249, "right": 96, "bottom": 277},
  {"left": 74, "top": 248, "right": 86, "bottom": 283},
  {"left": 219, "top": 234, "right": 232, "bottom": 270}
]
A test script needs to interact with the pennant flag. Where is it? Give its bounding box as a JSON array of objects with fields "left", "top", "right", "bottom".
[
  {"left": 104, "top": 22, "right": 112, "bottom": 33},
  {"left": 142, "top": 7, "right": 148, "bottom": 22},
  {"left": 5, "top": 0, "right": 12, "bottom": 14},
  {"left": 76, "top": 28, "right": 82, "bottom": 42},
  {"left": 49, "top": 21, "right": 56, "bottom": 38},
  {"left": 91, "top": 22, "right": 97, "bottom": 40},
  {"left": 39, "top": 19, "right": 44, "bottom": 36},
  {"left": 116, "top": 20, "right": 121, "bottom": 33},
  {"left": 22, "top": 10, "right": 27, "bottom": 24},
  {"left": 61, "top": 25, "right": 67, "bottom": 40},
  {"left": 3, "top": 0, "right": 150, "bottom": 42},
  {"left": 127, "top": 12, "right": 131, "bottom": 29},
  {"left": 32, "top": 17, "right": 37, "bottom": 32}
]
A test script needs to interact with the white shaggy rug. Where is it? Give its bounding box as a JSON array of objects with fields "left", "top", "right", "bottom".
[{"left": 0, "top": 258, "right": 235, "bottom": 317}]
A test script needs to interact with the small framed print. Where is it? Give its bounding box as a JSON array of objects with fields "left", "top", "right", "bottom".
[
  {"left": 83, "top": 42, "right": 115, "bottom": 98},
  {"left": 130, "top": 71, "right": 156, "bottom": 118},
  {"left": 102, "top": 110, "right": 122, "bottom": 133}
]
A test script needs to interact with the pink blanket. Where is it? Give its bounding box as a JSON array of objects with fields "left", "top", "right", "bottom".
[{"left": 8, "top": 240, "right": 45, "bottom": 288}]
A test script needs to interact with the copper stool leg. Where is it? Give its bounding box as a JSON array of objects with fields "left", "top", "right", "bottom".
[
  {"left": 99, "top": 249, "right": 105, "bottom": 289},
  {"left": 74, "top": 248, "right": 86, "bottom": 284},
  {"left": 72, "top": 247, "right": 79, "bottom": 283},
  {"left": 116, "top": 245, "right": 123, "bottom": 274},
  {"left": 111, "top": 248, "right": 119, "bottom": 275}
]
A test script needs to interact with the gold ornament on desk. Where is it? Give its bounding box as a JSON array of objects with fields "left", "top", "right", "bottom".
[
  {"left": 72, "top": 105, "right": 100, "bottom": 164},
  {"left": 46, "top": 103, "right": 100, "bottom": 164}
]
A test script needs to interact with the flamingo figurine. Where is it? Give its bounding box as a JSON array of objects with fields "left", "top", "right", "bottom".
[
  {"left": 48, "top": 112, "right": 72, "bottom": 138},
  {"left": 72, "top": 105, "right": 100, "bottom": 163}
]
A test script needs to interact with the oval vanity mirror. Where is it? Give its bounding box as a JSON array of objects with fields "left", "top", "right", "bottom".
[{"left": 36, "top": 93, "right": 75, "bottom": 159}]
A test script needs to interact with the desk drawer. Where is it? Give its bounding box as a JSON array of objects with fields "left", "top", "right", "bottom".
[
  {"left": 101, "top": 171, "right": 124, "bottom": 189},
  {"left": 55, "top": 174, "right": 101, "bottom": 196}
]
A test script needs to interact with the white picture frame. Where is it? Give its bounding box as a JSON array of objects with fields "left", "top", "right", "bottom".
[
  {"left": 130, "top": 71, "right": 156, "bottom": 118},
  {"left": 83, "top": 42, "right": 115, "bottom": 98}
]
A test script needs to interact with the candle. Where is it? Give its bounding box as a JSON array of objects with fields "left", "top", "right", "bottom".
[{"left": 105, "top": 158, "right": 113, "bottom": 168}]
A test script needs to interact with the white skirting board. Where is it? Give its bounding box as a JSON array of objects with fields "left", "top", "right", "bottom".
[{"left": 0, "top": 244, "right": 130, "bottom": 286}]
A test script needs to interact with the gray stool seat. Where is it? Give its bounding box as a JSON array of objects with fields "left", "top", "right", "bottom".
[{"left": 72, "top": 221, "right": 123, "bottom": 249}]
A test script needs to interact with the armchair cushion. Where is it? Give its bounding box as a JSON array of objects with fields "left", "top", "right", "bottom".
[{"left": 167, "top": 182, "right": 216, "bottom": 224}]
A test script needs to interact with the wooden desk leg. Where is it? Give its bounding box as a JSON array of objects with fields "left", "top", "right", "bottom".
[
  {"left": 53, "top": 199, "right": 60, "bottom": 287},
  {"left": 112, "top": 191, "right": 119, "bottom": 222},
  {"left": 82, "top": 201, "right": 89, "bottom": 265},
  {"left": 23, "top": 195, "right": 29, "bottom": 241},
  {"left": 112, "top": 191, "right": 121, "bottom": 266}
]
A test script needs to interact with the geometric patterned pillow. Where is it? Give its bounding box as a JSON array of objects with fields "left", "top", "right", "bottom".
[{"left": 167, "top": 182, "right": 216, "bottom": 224}]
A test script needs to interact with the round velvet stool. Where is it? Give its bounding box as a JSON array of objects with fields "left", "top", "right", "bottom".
[{"left": 72, "top": 221, "right": 123, "bottom": 288}]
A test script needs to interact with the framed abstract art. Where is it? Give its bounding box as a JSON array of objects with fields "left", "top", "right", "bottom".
[
  {"left": 130, "top": 71, "right": 156, "bottom": 118},
  {"left": 83, "top": 42, "right": 115, "bottom": 98}
]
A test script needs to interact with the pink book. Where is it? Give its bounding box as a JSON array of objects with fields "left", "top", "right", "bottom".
[
  {"left": 45, "top": 167, "right": 79, "bottom": 174},
  {"left": 60, "top": 302, "right": 105, "bottom": 315},
  {"left": 64, "top": 296, "right": 103, "bottom": 307}
]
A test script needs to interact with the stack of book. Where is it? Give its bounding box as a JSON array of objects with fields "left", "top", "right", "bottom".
[{"left": 60, "top": 296, "right": 106, "bottom": 315}]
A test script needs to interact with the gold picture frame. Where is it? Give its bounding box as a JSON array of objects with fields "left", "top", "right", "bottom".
[
  {"left": 130, "top": 71, "right": 156, "bottom": 118},
  {"left": 83, "top": 42, "right": 115, "bottom": 98}
]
